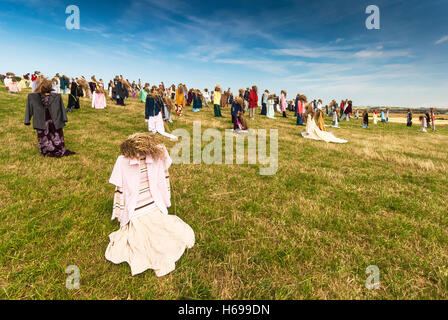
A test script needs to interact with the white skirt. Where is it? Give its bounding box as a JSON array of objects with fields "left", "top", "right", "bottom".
[
  {"left": 105, "top": 207, "right": 195, "bottom": 277},
  {"left": 302, "top": 116, "right": 348, "bottom": 144}
]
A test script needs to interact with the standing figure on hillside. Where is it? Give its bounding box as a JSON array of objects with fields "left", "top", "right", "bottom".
[
  {"left": 146, "top": 88, "right": 178, "bottom": 140},
  {"left": 373, "top": 110, "right": 378, "bottom": 125},
  {"left": 19, "top": 73, "right": 30, "bottom": 89},
  {"left": 183, "top": 85, "right": 188, "bottom": 103},
  {"left": 330, "top": 101, "right": 340, "bottom": 128},
  {"left": 228, "top": 91, "right": 234, "bottom": 106},
  {"left": 430, "top": 108, "right": 436, "bottom": 131},
  {"left": 78, "top": 77, "right": 90, "bottom": 99},
  {"left": 175, "top": 84, "right": 186, "bottom": 116},
  {"left": 266, "top": 94, "right": 275, "bottom": 119},
  {"left": 261, "top": 90, "right": 269, "bottom": 116},
  {"left": 92, "top": 79, "right": 107, "bottom": 109},
  {"left": 248, "top": 85, "right": 258, "bottom": 120},
  {"left": 419, "top": 116, "right": 427, "bottom": 132},
  {"left": 340, "top": 100, "right": 345, "bottom": 120},
  {"left": 24, "top": 78, "right": 75, "bottom": 157},
  {"left": 425, "top": 112, "right": 431, "bottom": 129},
  {"left": 192, "top": 89, "right": 202, "bottom": 112},
  {"left": 187, "top": 89, "right": 194, "bottom": 106},
  {"left": 203, "top": 88, "right": 211, "bottom": 105},
  {"left": 4, "top": 73, "right": 14, "bottom": 90},
  {"left": 243, "top": 88, "right": 250, "bottom": 112},
  {"left": 327, "top": 101, "right": 332, "bottom": 117},
  {"left": 89, "top": 76, "right": 97, "bottom": 98},
  {"left": 140, "top": 83, "right": 150, "bottom": 103},
  {"left": 7, "top": 78, "right": 22, "bottom": 94},
  {"left": 316, "top": 109, "right": 326, "bottom": 131},
  {"left": 280, "top": 90, "right": 287, "bottom": 118},
  {"left": 406, "top": 109, "right": 413, "bottom": 127},
  {"left": 52, "top": 74, "right": 61, "bottom": 94},
  {"left": 386, "top": 107, "right": 390, "bottom": 123},
  {"left": 163, "top": 96, "right": 174, "bottom": 124},
  {"left": 31, "top": 71, "right": 40, "bottom": 93},
  {"left": 231, "top": 96, "right": 248, "bottom": 133},
  {"left": 168, "top": 84, "right": 174, "bottom": 100},
  {"left": 362, "top": 110, "right": 369, "bottom": 128},
  {"left": 332, "top": 106, "right": 339, "bottom": 128},
  {"left": 342, "top": 100, "right": 353, "bottom": 121},
  {"left": 105, "top": 133, "right": 194, "bottom": 277},
  {"left": 296, "top": 94, "right": 306, "bottom": 126},
  {"left": 213, "top": 85, "right": 224, "bottom": 117},
  {"left": 114, "top": 77, "right": 127, "bottom": 106},
  {"left": 220, "top": 88, "right": 229, "bottom": 110},
  {"left": 380, "top": 109, "right": 386, "bottom": 122},
  {"left": 67, "top": 78, "right": 82, "bottom": 112},
  {"left": 60, "top": 75, "right": 70, "bottom": 95}
]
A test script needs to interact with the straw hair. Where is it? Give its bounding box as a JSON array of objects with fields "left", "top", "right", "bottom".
[
  {"left": 298, "top": 94, "right": 307, "bottom": 102},
  {"left": 235, "top": 96, "right": 244, "bottom": 107},
  {"left": 120, "top": 133, "right": 166, "bottom": 160},
  {"left": 34, "top": 78, "right": 53, "bottom": 94},
  {"left": 304, "top": 102, "right": 315, "bottom": 119}
]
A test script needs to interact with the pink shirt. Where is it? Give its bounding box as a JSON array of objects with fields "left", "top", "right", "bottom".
[
  {"left": 297, "top": 101, "right": 304, "bottom": 114},
  {"left": 280, "top": 94, "right": 287, "bottom": 112},
  {"left": 8, "top": 82, "right": 21, "bottom": 92},
  {"left": 109, "top": 146, "right": 172, "bottom": 226}
]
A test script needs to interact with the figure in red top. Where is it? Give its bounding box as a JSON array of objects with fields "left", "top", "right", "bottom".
[{"left": 249, "top": 85, "right": 258, "bottom": 120}]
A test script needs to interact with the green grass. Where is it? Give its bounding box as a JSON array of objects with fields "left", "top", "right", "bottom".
[{"left": 1, "top": 85, "right": 448, "bottom": 300}]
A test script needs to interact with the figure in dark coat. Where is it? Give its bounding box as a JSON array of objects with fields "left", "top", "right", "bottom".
[
  {"left": 115, "top": 80, "right": 127, "bottom": 106},
  {"left": 67, "top": 80, "right": 82, "bottom": 111},
  {"left": 25, "top": 79, "right": 75, "bottom": 158}
]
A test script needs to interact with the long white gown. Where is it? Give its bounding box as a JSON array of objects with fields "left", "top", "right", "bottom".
[
  {"left": 147, "top": 113, "right": 178, "bottom": 141},
  {"left": 302, "top": 114, "right": 348, "bottom": 144}
]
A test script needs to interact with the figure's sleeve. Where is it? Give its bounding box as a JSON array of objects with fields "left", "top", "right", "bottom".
[
  {"left": 112, "top": 186, "right": 125, "bottom": 222},
  {"left": 109, "top": 157, "right": 123, "bottom": 188},
  {"left": 24, "top": 95, "right": 33, "bottom": 126},
  {"left": 60, "top": 95, "right": 68, "bottom": 123},
  {"left": 145, "top": 96, "right": 150, "bottom": 120},
  {"left": 161, "top": 146, "right": 172, "bottom": 199}
]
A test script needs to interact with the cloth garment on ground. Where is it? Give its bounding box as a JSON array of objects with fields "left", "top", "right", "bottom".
[
  {"left": 302, "top": 114, "right": 348, "bottom": 144},
  {"left": 148, "top": 113, "right": 178, "bottom": 140}
]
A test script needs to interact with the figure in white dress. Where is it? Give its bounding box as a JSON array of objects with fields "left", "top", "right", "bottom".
[{"left": 301, "top": 106, "right": 348, "bottom": 144}]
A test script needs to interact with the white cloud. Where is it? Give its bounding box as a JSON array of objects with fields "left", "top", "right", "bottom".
[
  {"left": 354, "top": 49, "right": 409, "bottom": 58},
  {"left": 435, "top": 35, "right": 448, "bottom": 45},
  {"left": 273, "top": 46, "right": 353, "bottom": 59}
]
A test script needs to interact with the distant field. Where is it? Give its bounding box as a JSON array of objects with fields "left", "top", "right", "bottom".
[{"left": 1, "top": 85, "right": 448, "bottom": 300}]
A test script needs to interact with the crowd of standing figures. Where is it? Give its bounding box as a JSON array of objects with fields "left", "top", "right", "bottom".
[
  {"left": 1, "top": 69, "right": 442, "bottom": 278},
  {"left": 2, "top": 70, "right": 441, "bottom": 158}
]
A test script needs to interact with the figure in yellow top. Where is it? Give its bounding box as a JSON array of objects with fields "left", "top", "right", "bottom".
[
  {"left": 175, "top": 84, "right": 185, "bottom": 116},
  {"left": 213, "top": 85, "right": 223, "bottom": 117},
  {"left": 316, "top": 109, "right": 327, "bottom": 131}
]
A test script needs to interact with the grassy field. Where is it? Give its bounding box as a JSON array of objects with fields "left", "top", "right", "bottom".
[{"left": 1, "top": 85, "right": 448, "bottom": 300}]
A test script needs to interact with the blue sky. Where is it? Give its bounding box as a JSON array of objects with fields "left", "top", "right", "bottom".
[{"left": 0, "top": 0, "right": 447, "bottom": 107}]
